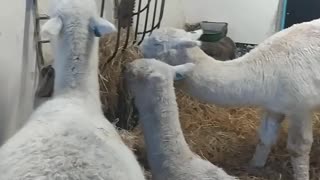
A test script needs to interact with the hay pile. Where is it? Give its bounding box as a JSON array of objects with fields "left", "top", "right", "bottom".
[
  {"left": 99, "top": 31, "right": 320, "bottom": 180},
  {"left": 99, "top": 30, "right": 142, "bottom": 129}
]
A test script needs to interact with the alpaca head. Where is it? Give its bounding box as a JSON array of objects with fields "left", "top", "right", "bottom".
[
  {"left": 140, "top": 28, "right": 202, "bottom": 65},
  {"left": 40, "top": 0, "right": 116, "bottom": 56},
  {"left": 125, "top": 58, "right": 195, "bottom": 98}
]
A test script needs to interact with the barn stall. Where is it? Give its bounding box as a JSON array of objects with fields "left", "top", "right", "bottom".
[{"left": 0, "top": 0, "right": 320, "bottom": 179}]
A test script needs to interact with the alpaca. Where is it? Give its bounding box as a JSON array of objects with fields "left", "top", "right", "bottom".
[
  {"left": 0, "top": 0, "right": 145, "bottom": 179},
  {"left": 139, "top": 22, "right": 320, "bottom": 180},
  {"left": 125, "top": 58, "right": 238, "bottom": 180}
]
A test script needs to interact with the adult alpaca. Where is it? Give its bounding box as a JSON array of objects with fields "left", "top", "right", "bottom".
[
  {"left": 140, "top": 23, "right": 320, "bottom": 180},
  {"left": 0, "top": 0, "right": 145, "bottom": 179}
]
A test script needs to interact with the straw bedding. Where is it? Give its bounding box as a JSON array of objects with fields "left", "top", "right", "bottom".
[
  {"left": 99, "top": 32, "right": 320, "bottom": 180},
  {"left": 99, "top": 31, "right": 142, "bottom": 128}
]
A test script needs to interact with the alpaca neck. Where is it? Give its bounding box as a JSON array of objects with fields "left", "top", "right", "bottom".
[
  {"left": 53, "top": 30, "right": 101, "bottom": 108},
  {"left": 135, "top": 81, "right": 193, "bottom": 173},
  {"left": 182, "top": 47, "right": 273, "bottom": 106}
]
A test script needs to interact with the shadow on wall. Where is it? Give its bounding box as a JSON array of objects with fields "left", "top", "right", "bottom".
[{"left": 0, "top": 76, "right": 9, "bottom": 145}]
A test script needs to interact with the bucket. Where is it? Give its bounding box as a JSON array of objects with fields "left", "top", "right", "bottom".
[{"left": 199, "top": 21, "right": 228, "bottom": 42}]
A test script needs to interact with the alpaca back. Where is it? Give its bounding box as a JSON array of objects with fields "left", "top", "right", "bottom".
[
  {"left": 0, "top": 0, "right": 145, "bottom": 179},
  {"left": 0, "top": 97, "right": 145, "bottom": 180}
]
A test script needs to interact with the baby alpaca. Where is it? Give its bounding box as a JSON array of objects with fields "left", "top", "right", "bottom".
[
  {"left": 0, "top": 0, "right": 145, "bottom": 179},
  {"left": 139, "top": 23, "right": 320, "bottom": 180},
  {"left": 125, "top": 58, "right": 238, "bottom": 180}
]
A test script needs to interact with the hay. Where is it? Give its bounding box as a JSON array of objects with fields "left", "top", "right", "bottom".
[
  {"left": 98, "top": 30, "right": 320, "bottom": 180},
  {"left": 118, "top": 128, "right": 139, "bottom": 151},
  {"left": 99, "top": 30, "right": 143, "bottom": 129}
]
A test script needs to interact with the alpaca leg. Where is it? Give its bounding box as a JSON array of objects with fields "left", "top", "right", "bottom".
[
  {"left": 287, "top": 112, "right": 313, "bottom": 180},
  {"left": 250, "top": 111, "right": 285, "bottom": 167}
]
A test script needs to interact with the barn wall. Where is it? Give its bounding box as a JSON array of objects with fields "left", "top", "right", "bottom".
[
  {"left": 136, "top": 0, "right": 186, "bottom": 29},
  {"left": 183, "top": 0, "right": 282, "bottom": 44},
  {"left": 136, "top": 0, "right": 282, "bottom": 44},
  {"left": 0, "top": 0, "right": 37, "bottom": 145},
  {"left": 37, "top": 0, "right": 282, "bottom": 44}
]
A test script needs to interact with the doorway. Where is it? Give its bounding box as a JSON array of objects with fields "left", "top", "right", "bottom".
[{"left": 284, "top": 0, "right": 320, "bottom": 28}]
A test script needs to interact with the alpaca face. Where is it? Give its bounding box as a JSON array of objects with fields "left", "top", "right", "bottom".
[
  {"left": 140, "top": 28, "right": 202, "bottom": 61},
  {"left": 125, "top": 58, "right": 195, "bottom": 98}
]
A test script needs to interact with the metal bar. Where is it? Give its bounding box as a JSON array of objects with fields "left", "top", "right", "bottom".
[
  {"left": 38, "top": 14, "right": 50, "bottom": 20},
  {"left": 123, "top": 25, "right": 131, "bottom": 50},
  {"left": 136, "top": 0, "right": 165, "bottom": 37},
  {"left": 105, "top": 20, "right": 122, "bottom": 64},
  {"left": 34, "top": 0, "right": 45, "bottom": 70},
  {"left": 133, "top": 0, "right": 151, "bottom": 15},
  {"left": 156, "top": 0, "right": 165, "bottom": 28},
  {"left": 136, "top": 28, "right": 155, "bottom": 34},
  {"left": 149, "top": 0, "right": 158, "bottom": 35},
  {"left": 133, "top": 0, "right": 142, "bottom": 44},
  {"left": 39, "top": 40, "right": 50, "bottom": 43},
  {"left": 137, "top": 0, "right": 151, "bottom": 45},
  {"left": 100, "top": 0, "right": 105, "bottom": 17},
  {"left": 105, "top": 0, "right": 166, "bottom": 60}
]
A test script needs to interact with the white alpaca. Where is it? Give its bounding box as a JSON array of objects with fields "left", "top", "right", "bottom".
[
  {"left": 139, "top": 20, "right": 320, "bottom": 180},
  {"left": 0, "top": 0, "right": 146, "bottom": 179},
  {"left": 125, "top": 58, "right": 238, "bottom": 180}
]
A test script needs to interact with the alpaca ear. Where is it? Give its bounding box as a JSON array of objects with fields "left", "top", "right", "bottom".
[
  {"left": 41, "top": 17, "right": 63, "bottom": 39},
  {"left": 173, "top": 63, "right": 195, "bottom": 80},
  {"left": 90, "top": 17, "right": 117, "bottom": 37},
  {"left": 172, "top": 39, "right": 201, "bottom": 49}
]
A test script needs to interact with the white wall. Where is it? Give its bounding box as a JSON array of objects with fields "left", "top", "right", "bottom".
[
  {"left": 132, "top": 0, "right": 186, "bottom": 42},
  {"left": 135, "top": 0, "right": 282, "bottom": 44},
  {"left": 38, "top": 0, "right": 282, "bottom": 44},
  {"left": 183, "top": 0, "right": 281, "bottom": 44},
  {"left": 134, "top": 0, "right": 185, "bottom": 34},
  {"left": 37, "top": 0, "right": 282, "bottom": 46},
  {"left": 0, "top": 0, "right": 37, "bottom": 144}
]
